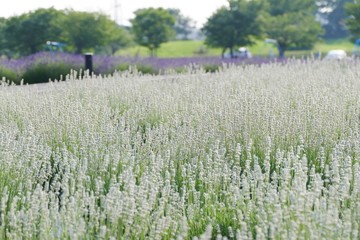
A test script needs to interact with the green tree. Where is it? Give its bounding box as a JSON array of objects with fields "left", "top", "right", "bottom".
[
  {"left": 202, "top": 0, "right": 263, "bottom": 58},
  {"left": 265, "top": 0, "right": 323, "bottom": 57},
  {"left": 105, "top": 24, "right": 133, "bottom": 55},
  {"left": 167, "top": 8, "right": 196, "bottom": 40},
  {"left": 3, "top": 8, "right": 64, "bottom": 56},
  {"left": 94, "top": 21, "right": 133, "bottom": 55},
  {"left": 61, "top": 10, "right": 113, "bottom": 54},
  {"left": 131, "top": 8, "right": 175, "bottom": 57},
  {"left": 345, "top": 1, "right": 360, "bottom": 40},
  {"left": 317, "top": 0, "right": 351, "bottom": 39},
  {"left": 0, "top": 17, "right": 10, "bottom": 58}
]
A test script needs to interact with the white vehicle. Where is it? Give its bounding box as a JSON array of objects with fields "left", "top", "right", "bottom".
[
  {"left": 224, "top": 47, "right": 252, "bottom": 59},
  {"left": 324, "top": 49, "right": 347, "bottom": 60}
]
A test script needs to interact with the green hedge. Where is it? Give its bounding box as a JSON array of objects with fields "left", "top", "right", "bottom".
[
  {"left": 21, "top": 63, "right": 81, "bottom": 84},
  {"left": 1, "top": 62, "right": 159, "bottom": 85},
  {"left": 113, "top": 63, "right": 158, "bottom": 75},
  {"left": 1, "top": 61, "right": 218, "bottom": 85},
  {"left": 0, "top": 66, "right": 19, "bottom": 84}
]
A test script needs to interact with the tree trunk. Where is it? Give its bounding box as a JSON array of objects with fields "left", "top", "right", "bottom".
[
  {"left": 111, "top": 46, "right": 117, "bottom": 55},
  {"left": 149, "top": 47, "right": 157, "bottom": 57},
  {"left": 30, "top": 45, "right": 37, "bottom": 54},
  {"left": 76, "top": 46, "right": 82, "bottom": 54},
  {"left": 230, "top": 47, "right": 234, "bottom": 58},
  {"left": 5, "top": 52, "right": 12, "bottom": 60},
  {"left": 221, "top": 48, "right": 226, "bottom": 58},
  {"left": 277, "top": 44, "right": 286, "bottom": 58}
]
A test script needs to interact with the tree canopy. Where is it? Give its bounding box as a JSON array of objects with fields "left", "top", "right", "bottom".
[
  {"left": 131, "top": 8, "right": 175, "bottom": 57},
  {"left": 0, "top": 17, "right": 10, "bottom": 58},
  {"left": 3, "top": 8, "right": 64, "bottom": 55},
  {"left": 267, "top": 0, "right": 315, "bottom": 15},
  {"left": 104, "top": 24, "right": 133, "bottom": 55},
  {"left": 345, "top": 1, "right": 360, "bottom": 41},
  {"left": 0, "top": 8, "right": 132, "bottom": 57},
  {"left": 0, "top": 3, "right": 341, "bottom": 59},
  {"left": 61, "top": 10, "right": 116, "bottom": 54},
  {"left": 202, "top": 0, "right": 263, "bottom": 58},
  {"left": 167, "top": 8, "right": 196, "bottom": 40},
  {"left": 317, "top": 0, "right": 351, "bottom": 39},
  {"left": 264, "top": 0, "right": 323, "bottom": 57}
]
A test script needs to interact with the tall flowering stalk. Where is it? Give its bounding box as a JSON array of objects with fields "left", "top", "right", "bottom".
[{"left": 0, "top": 59, "right": 359, "bottom": 239}]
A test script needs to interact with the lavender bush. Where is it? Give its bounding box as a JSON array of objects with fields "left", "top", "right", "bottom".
[
  {"left": 0, "top": 59, "right": 359, "bottom": 239},
  {"left": 0, "top": 52, "right": 277, "bottom": 84}
]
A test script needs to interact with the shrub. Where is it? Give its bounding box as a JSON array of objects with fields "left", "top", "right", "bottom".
[
  {"left": 193, "top": 46, "right": 208, "bottom": 55},
  {"left": 136, "top": 64, "right": 157, "bottom": 75},
  {"left": 113, "top": 63, "right": 131, "bottom": 73},
  {"left": 113, "top": 63, "right": 157, "bottom": 75},
  {"left": 21, "top": 63, "right": 81, "bottom": 84},
  {"left": 0, "top": 66, "right": 19, "bottom": 84},
  {"left": 202, "top": 64, "right": 221, "bottom": 73}
]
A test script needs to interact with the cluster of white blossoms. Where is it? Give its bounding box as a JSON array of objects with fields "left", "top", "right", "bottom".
[{"left": 0, "top": 59, "right": 360, "bottom": 239}]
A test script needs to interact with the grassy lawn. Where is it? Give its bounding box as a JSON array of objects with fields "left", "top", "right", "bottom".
[
  {"left": 116, "top": 40, "right": 222, "bottom": 58},
  {"left": 116, "top": 38, "right": 356, "bottom": 58},
  {"left": 251, "top": 38, "right": 356, "bottom": 57},
  {"left": 313, "top": 38, "right": 355, "bottom": 53}
]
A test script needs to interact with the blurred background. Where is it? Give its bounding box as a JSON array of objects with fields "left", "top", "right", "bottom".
[{"left": 0, "top": 0, "right": 359, "bottom": 83}]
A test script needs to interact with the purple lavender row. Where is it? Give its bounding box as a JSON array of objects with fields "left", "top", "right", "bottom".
[{"left": 0, "top": 52, "right": 281, "bottom": 76}]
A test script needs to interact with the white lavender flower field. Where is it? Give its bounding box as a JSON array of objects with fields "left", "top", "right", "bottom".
[{"left": 1, "top": 60, "right": 360, "bottom": 239}]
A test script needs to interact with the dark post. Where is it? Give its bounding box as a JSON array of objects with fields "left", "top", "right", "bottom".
[{"left": 85, "top": 53, "right": 93, "bottom": 75}]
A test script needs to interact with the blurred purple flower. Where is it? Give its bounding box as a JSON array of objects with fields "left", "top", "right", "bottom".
[{"left": 0, "top": 51, "right": 281, "bottom": 76}]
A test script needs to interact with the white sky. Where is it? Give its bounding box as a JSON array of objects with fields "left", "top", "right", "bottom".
[{"left": 0, "top": 0, "right": 228, "bottom": 28}]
